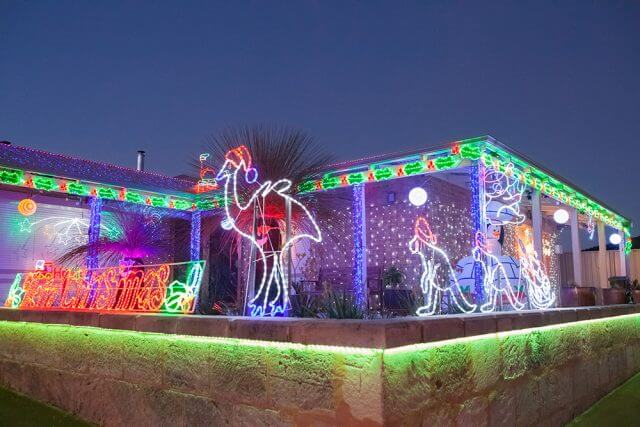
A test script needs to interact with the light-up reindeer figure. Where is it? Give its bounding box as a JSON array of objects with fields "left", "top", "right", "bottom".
[
  {"left": 215, "top": 146, "right": 322, "bottom": 317},
  {"left": 408, "top": 217, "right": 476, "bottom": 315},
  {"left": 517, "top": 239, "right": 555, "bottom": 309},
  {"left": 473, "top": 232, "right": 525, "bottom": 312}
]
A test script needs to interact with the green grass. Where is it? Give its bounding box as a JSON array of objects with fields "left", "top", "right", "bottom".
[
  {"left": 569, "top": 372, "right": 640, "bottom": 426},
  {"left": 0, "top": 386, "right": 91, "bottom": 427}
]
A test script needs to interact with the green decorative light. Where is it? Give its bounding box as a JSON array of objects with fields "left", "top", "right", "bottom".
[
  {"left": 125, "top": 191, "right": 143, "bottom": 204},
  {"left": 298, "top": 181, "right": 316, "bottom": 193},
  {"left": 347, "top": 173, "right": 365, "bottom": 185},
  {"left": 67, "top": 181, "right": 88, "bottom": 196},
  {"left": 173, "top": 199, "right": 192, "bottom": 210},
  {"left": 403, "top": 161, "right": 424, "bottom": 176},
  {"left": 196, "top": 199, "right": 216, "bottom": 210},
  {"left": 321, "top": 175, "right": 341, "bottom": 190},
  {"left": 460, "top": 143, "right": 482, "bottom": 160},
  {"left": 150, "top": 196, "right": 167, "bottom": 208},
  {"left": 97, "top": 187, "right": 118, "bottom": 200},
  {"left": 33, "top": 176, "right": 57, "bottom": 191},
  {"left": 0, "top": 167, "right": 23, "bottom": 185},
  {"left": 433, "top": 155, "right": 461, "bottom": 170},
  {"left": 374, "top": 167, "right": 393, "bottom": 181}
]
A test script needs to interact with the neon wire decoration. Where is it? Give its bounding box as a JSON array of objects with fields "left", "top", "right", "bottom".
[
  {"left": 17, "top": 198, "right": 37, "bottom": 216},
  {"left": 517, "top": 240, "right": 555, "bottom": 309},
  {"left": 408, "top": 217, "right": 476, "bottom": 315},
  {"left": 469, "top": 162, "right": 556, "bottom": 312},
  {"left": 4, "top": 261, "right": 205, "bottom": 313},
  {"left": 18, "top": 215, "right": 119, "bottom": 246},
  {"left": 473, "top": 232, "right": 525, "bottom": 313},
  {"left": 215, "top": 146, "right": 322, "bottom": 317}
]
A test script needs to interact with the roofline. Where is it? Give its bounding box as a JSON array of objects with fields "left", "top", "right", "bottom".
[
  {"left": 484, "top": 136, "right": 630, "bottom": 225},
  {"left": 296, "top": 135, "right": 631, "bottom": 230}
]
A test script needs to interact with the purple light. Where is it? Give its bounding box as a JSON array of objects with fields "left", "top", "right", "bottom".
[
  {"left": 470, "top": 162, "right": 484, "bottom": 301},
  {"left": 190, "top": 211, "right": 201, "bottom": 261},
  {"left": 86, "top": 197, "right": 102, "bottom": 269},
  {"left": 352, "top": 184, "right": 366, "bottom": 309}
]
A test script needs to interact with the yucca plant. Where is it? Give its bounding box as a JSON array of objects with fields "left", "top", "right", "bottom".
[
  {"left": 201, "top": 124, "right": 335, "bottom": 251},
  {"left": 321, "top": 291, "right": 364, "bottom": 319},
  {"left": 383, "top": 266, "right": 405, "bottom": 288},
  {"left": 57, "top": 210, "right": 175, "bottom": 267},
  {"left": 289, "top": 294, "right": 321, "bottom": 318}
]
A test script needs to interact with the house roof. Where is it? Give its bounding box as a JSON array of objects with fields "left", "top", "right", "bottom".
[
  {"left": 300, "top": 135, "right": 631, "bottom": 230},
  {"left": 0, "top": 143, "right": 196, "bottom": 197}
]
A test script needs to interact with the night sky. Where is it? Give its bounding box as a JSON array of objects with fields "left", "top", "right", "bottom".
[{"left": 1, "top": 1, "right": 639, "bottom": 232}]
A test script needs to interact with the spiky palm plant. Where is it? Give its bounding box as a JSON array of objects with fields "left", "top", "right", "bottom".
[
  {"left": 57, "top": 211, "right": 174, "bottom": 267},
  {"left": 202, "top": 124, "right": 336, "bottom": 249}
]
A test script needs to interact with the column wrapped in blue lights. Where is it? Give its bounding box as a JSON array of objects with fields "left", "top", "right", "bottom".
[
  {"left": 470, "top": 162, "right": 485, "bottom": 301},
  {"left": 86, "top": 197, "right": 102, "bottom": 269},
  {"left": 190, "top": 210, "right": 201, "bottom": 261},
  {"left": 352, "top": 184, "right": 367, "bottom": 309}
]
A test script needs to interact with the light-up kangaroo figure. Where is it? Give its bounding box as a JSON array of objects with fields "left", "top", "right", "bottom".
[
  {"left": 408, "top": 217, "right": 476, "bottom": 315},
  {"left": 215, "top": 146, "right": 322, "bottom": 317},
  {"left": 473, "top": 232, "right": 525, "bottom": 312}
]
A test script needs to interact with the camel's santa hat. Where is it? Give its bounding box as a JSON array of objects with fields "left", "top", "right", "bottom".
[
  {"left": 216, "top": 145, "right": 258, "bottom": 183},
  {"left": 414, "top": 216, "right": 437, "bottom": 246}
]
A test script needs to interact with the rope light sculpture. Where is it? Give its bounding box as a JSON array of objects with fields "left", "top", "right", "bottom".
[
  {"left": 408, "top": 216, "right": 476, "bottom": 315},
  {"left": 215, "top": 145, "right": 322, "bottom": 317}
]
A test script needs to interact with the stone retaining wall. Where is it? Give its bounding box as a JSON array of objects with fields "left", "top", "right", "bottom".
[{"left": 0, "top": 305, "right": 639, "bottom": 426}]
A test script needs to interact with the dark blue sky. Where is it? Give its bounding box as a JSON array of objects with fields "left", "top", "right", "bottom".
[{"left": 1, "top": 1, "right": 639, "bottom": 231}]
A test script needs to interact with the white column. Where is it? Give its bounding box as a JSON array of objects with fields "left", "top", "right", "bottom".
[
  {"left": 597, "top": 220, "right": 608, "bottom": 288},
  {"left": 618, "top": 228, "right": 627, "bottom": 277},
  {"left": 570, "top": 208, "right": 582, "bottom": 286},
  {"left": 531, "top": 190, "right": 543, "bottom": 260}
]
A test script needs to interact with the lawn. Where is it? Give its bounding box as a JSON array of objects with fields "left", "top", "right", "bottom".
[
  {"left": 570, "top": 372, "right": 640, "bottom": 426},
  {"left": 0, "top": 386, "right": 90, "bottom": 426}
]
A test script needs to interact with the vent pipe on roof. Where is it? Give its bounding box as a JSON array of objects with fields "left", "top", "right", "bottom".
[{"left": 136, "top": 150, "right": 145, "bottom": 171}]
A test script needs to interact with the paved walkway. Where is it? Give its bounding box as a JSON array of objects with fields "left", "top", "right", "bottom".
[
  {"left": 0, "top": 386, "right": 90, "bottom": 426},
  {"left": 570, "top": 372, "right": 640, "bottom": 426}
]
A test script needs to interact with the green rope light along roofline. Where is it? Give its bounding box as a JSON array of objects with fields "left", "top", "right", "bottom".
[
  {"left": 0, "top": 164, "right": 225, "bottom": 212},
  {"left": 295, "top": 136, "right": 630, "bottom": 230}
]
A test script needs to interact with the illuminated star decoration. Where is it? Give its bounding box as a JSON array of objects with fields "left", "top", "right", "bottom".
[{"left": 18, "top": 216, "right": 120, "bottom": 246}]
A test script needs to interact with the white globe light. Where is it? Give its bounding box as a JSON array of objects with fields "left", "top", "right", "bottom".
[
  {"left": 408, "top": 187, "right": 427, "bottom": 207},
  {"left": 609, "top": 233, "right": 622, "bottom": 245},
  {"left": 553, "top": 208, "right": 569, "bottom": 224}
]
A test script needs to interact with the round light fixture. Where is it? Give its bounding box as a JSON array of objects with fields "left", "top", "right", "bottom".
[
  {"left": 408, "top": 187, "right": 428, "bottom": 207},
  {"left": 609, "top": 233, "right": 622, "bottom": 245},
  {"left": 17, "top": 198, "right": 37, "bottom": 216},
  {"left": 553, "top": 208, "right": 569, "bottom": 224}
]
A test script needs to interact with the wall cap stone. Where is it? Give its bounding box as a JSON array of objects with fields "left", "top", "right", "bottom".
[{"left": 1, "top": 304, "right": 638, "bottom": 349}]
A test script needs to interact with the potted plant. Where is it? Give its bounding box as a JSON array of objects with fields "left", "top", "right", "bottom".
[{"left": 383, "top": 266, "right": 405, "bottom": 289}]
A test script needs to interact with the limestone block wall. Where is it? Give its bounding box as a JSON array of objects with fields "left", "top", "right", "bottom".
[
  {"left": 0, "top": 320, "right": 383, "bottom": 426},
  {"left": 0, "top": 307, "right": 639, "bottom": 426},
  {"left": 383, "top": 315, "right": 640, "bottom": 425}
]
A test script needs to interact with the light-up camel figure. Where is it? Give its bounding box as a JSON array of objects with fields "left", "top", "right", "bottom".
[
  {"left": 215, "top": 146, "right": 322, "bottom": 317},
  {"left": 517, "top": 240, "right": 555, "bottom": 309},
  {"left": 408, "top": 217, "right": 476, "bottom": 315},
  {"left": 473, "top": 232, "right": 525, "bottom": 313}
]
